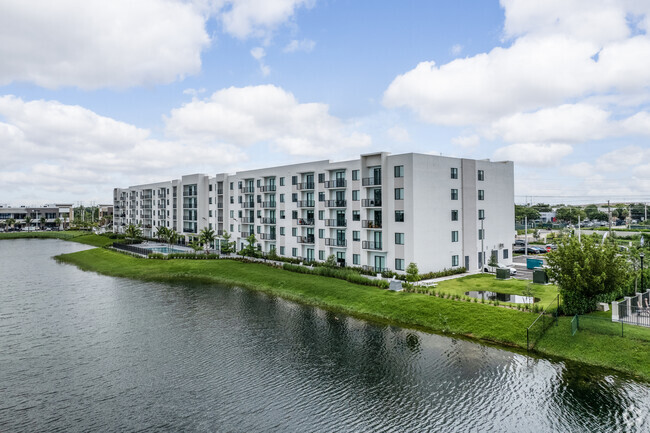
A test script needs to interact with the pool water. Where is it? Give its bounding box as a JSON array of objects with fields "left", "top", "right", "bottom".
[
  {"left": 144, "top": 246, "right": 190, "bottom": 254},
  {"left": 465, "top": 290, "right": 540, "bottom": 304}
]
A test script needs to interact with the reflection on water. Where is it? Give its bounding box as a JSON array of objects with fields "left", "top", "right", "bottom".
[{"left": 1, "top": 239, "right": 649, "bottom": 432}]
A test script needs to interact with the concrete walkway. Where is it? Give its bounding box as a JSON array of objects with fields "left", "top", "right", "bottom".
[{"left": 416, "top": 269, "right": 482, "bottom": 285}]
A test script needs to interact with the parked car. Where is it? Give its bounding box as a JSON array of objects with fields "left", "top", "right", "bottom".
[
  {"left": 527, "top": 246, "right": 546, "bottom": 254},
  {"left": 513, "top": 246, "right": 526, "bottom": 254},
  {"left": 545, "top": 244, "right": 557, "bottom": 252},
  {"left": 514, "top": 239, "right": 525, "bottom": 246},
  {"left": 484, "top": 263, "right": 517, "bottom": 276}
]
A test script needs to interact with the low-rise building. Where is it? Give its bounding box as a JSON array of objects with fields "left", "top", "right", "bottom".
[{"left": 0, "top": 204, "right": 73, "bottom": 230}]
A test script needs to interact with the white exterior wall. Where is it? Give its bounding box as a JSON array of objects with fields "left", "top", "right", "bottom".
[{"left": 113, "top": 152, "right": 514, "bottom": 272}]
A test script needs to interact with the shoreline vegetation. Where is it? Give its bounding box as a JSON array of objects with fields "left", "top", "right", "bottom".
[{"left": 3, "top": 231, "right": 650, "bottom": 381}]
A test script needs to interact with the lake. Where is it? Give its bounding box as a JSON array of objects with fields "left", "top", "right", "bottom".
[{"left": 1, "top": 239, "right": 649, "bottom": 432}]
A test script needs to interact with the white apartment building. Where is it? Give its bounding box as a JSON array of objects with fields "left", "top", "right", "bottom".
[
  {"left": 0, "top": 204, "right": 73, "bottom": 229},
  {"left": 113, "top": 152, "right": 514, "bottom": 273}
]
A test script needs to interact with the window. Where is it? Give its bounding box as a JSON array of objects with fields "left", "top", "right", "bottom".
[
  {"left": 292, "top": 176, "right": 297, "bottom": 185},
  {"left": 257, "top": 226, "right": 261, "bottom": 234},
  {"left": 209, "top": 184, "right": 213, "bottom": 191},
  {"left": 395, "top": 233, "right": 404, "bottom": 245},
  {"left": 292, "top": 227, "right": 297, "bottom": 236},
  {"left": 280, "top": 210, "right": 285, "bottom": 219},
  {"left": 353, "top": 231, "right": 360, "bottom": 241},
  {"left": 238, "top": 181, "right": 242, "bottom": 189},
  {"left": 451, "top": 210, "right": 458, "bottom": 221},
  {"left": 292, "top": 193, "right": 298, "bottom": 202},
  {"left": 238, "top": 210, "right": 243, "bottom": 218},
  {"left": 394, "top": 165, "right": 404, "bottom": 178},
  {"left": 209, "top": 210, "right": 213, "bottom": 217},
  {"left": 230, "top": 182, "right": 233, "bottom": 190},
  {"left": 451, "top": 167, "right": 458, "bottom": 179},
  {"left": 209, "top": 197, "right": 213, "bottom": 204},
  {"left": 478, "top": 190, "right": 485, "bottom": 200},
  {"left": 353, "top": 254, "right": 360, "bottom": 265},
  {"left": 451, "top": 189, "right": 458, "bottom": 200},
  {"left": 352, "top": 190, "right": 359, "bottom": 201},
  {"left": 319, "top": 192, "right": 325, "bottom": 202},
  {"left": 395, "top": 259, "right": 404, "bottom": 271},
  {"left": 318, "top": 210, "right": 324, "bottom": 220},
  {"left": 452, "top": 255, "right": 459, "bottom": 267},
  {"left": 452, "top": 231, "right": 459, "bottom": 242},
  {"left": 292, "top": 248, "right": 297, "bottom": 257},
  {"left": 280, "top": 227, "right": 285, "bottom": 235},
  {"left": 503, "top": 249, "right": 509, "bottom": 259},
  {"left": 280, "top": 177, "right": 285, "bottom": 186},
  {"left": 292, "top": 210, "right": 298, "bottom": 219},
  {"left": 257, "top": 179, "right": 261, "bottom": 187},
  {"left": 230, "top": 210, "right": 234, "bottom": 218},
  {"left": 352, "top": 170, "right": 359, "bottom": 180},
  {"left": 478, "top": 229, "right": 485, "bottom": 240},
  {"left": 318, "top": 173, "right": 325, "bottom": 183},
  {"left": 395, "top": 210, "right": 404, "bottom": 222},
  {"left": 395, "top": 188, "right": 404, "bottom": 200},
  {"left": 478, "top": 170, "right": 485, "bottom": 181},
  {"left": 319, "top": 229, "right": 324, "bottom": 238},
  {"left": 238, "top": 196, "right": 242, "bottom": 203},
  {"left": 319, "top": 250, "right": 325, "bottom": 260},
  {"left": 256, "top": 194, "right": 261, "bottom": 203},
  {"left": 353, "top": 210, "right": 360, "bottom": 221},
  {"left": 280, "top": 246, "right": 285, "bottom": 255},
  {"left": 230, "top": 196, "right": 234, "bottom": 204},
  {"left": 230, "top": 224, "right": 234, "bottom": 232},
  {"left": 478, "top": 209, "right": 485, "bottom": 220}
]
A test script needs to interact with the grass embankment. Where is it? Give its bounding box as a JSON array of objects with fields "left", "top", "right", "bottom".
[
  {"left": 56, "top": 247, "right": 650, "bottom": 379},
  {"left": 0, "top": 231, "right": 115, "bottom": 247}
]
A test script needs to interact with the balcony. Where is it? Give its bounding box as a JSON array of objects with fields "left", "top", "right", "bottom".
[
  {"left": 362, "top": 241, "right": 383, "bottom": 250},
  {"left": 217, "top": 202, "right": 223, "bottom": 208},
  {"left": 324, "top": 219, "right": 346, "bottom": 227},
  {"left": 217, "top": 189, "right": 224, "bottom": 195},
  {"left": 242, "top": 201, "right": 255, "bottom": 208},
  {"left": 297, "top": 182, "right": 315, "bottom": 190},
  {"left": 142, "top": 194, "right": 153, "bottom": 199},
  {"left": 261, "top": 217, "right": 276, "bottom": 224},
  {"left": 157, "top": 204, "right": 166, "bottom": 209},
  {"left": 324, "top": 179, "right": 347, "bottom": 189},
  {"left": 260, "top": 185, "right": 276, "bottom": 192},
  {"left": 362, "top": 220, "right": 382, "bottom": 229},
  {"left": 217, "top": 217, "right": 224, "bottom": 222},
  {"left": 361, "top": 199, "right": 382, "bottom": 207},
  {"left": 240, "top": 217, "right": 254, "bottom": 224},
  {"left": 297, "top": 218, "right": 314, "bottom": 226},
  {"left": 262, "top": 201, "right": 276, "bottom": 208},
  {"left": 362, "top": 177, "right": 381, "bottom": 186},
  {"left": 325, "top": 199, "right": 347, "bottom": 208},
  {"left": 260, "top": 233, "right": 276, "bottom": 240},
  {"left": 297, "top": 200, "right": 315, "bottom": 208},
  {"left": 240, "top": 186, "right": 255, "bottom": 194},
  {"left": 325, "top": 238, "right": 347, "bottom": 247},
  {"left": 297, "top": 235, "right": 315, "bottom": 244},
  {"left": 240, "top": 231, "right": 251, "bottom": 237}
]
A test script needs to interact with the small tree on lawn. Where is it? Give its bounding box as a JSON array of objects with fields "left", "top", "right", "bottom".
[
  {"left": 546, "top": 235, "right": 630, "bottom": 315},
  {"left": 240, "top": 233, "right": 258, "bottom": 257},
  {"left": 7, "top": 218, "right": 15, "bottom": 231},
  {"left": 324, "top": 254, "right": 337, "bottom": 268},
  {"left": 156, "top": 226, "right": 169, "bottom": 243},
  {"left": 406, "top": 262, "right": 420, "bottom": 282},
  {"left": 221, "top": 231, "right": 233, "bottom": 254},
  {"left": 25, "top": 216, "right": 32, "bottom": 232},
  {"left": 124, "top": 224, "right": 142, "bottom": 244},
  {"left": 199, "top": 227, "right": 215, "bottom": 255},
  {"left": 167, "top": 229, "right": 179, "bottom": 249},
  {"left": 188, "top": 237, "right": 203, "bottom": 252},
  {"left": 54, "top": 218, "right": 61, "bottom": 230},
  {"left": 40, "top": 217, "right": 46, "bottom": 230}
]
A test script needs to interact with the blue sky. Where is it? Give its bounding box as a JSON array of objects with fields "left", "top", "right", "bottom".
[{"left": 1, "top": 0, "right": 650, "bottom": 206}]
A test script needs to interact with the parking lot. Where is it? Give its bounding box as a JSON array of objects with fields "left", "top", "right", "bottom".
[{"left": 511, "top": 254, "right": 547, "bottom": 280}]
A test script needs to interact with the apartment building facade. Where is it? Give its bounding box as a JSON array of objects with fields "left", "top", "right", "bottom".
[
  {"left": 113, "top": 152, "right": 514, "bottom": 273},
  {"left": 0, "top": 204, "right": 73, "bottom": 229}
]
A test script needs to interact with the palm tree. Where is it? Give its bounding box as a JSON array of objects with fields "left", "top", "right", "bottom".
[
  {"left": 156, "top": 226, "right": 169, "bottom": 243},
  {"left": 199, "top": 227, "right": 215, "bottom": 255},
  {"left": 40, "top": 217, "right": 46, "bottom": 230},
  {"left": 166, "top": 229, "right": 179, "bottom": 250},
  {"left": 7, "top": 218, "right": 15, "bottom": 231},
  {"left": 24, "top": 216, "right": 32, "bottom": 232},
  {"left": 188, "top": 237, "right": 203, "bottom": 252},
  {"left": 124, "top": 224, "right": 142, "bottom": 244},
  {"left": 54, "top": 218, "right": 61, "bottom": 231}
]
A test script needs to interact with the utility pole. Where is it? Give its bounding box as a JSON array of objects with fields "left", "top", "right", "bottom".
[
  {"left": 524, "top": 215, "right": 528, "bottom": 257},
  {"left": 578, "top": 214, "right": 581, "bottom": 242},
  {"left": 607, "top": 200, "right": 611, "bottom": 235},
  {"left": 481, "top": 218, "right": 485, "bottom": 271}
]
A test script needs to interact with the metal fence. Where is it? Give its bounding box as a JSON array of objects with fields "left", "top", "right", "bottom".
[
  {"left": 613, "top": 290, "right": 650, "bottom": 328},
  {"left": 572, "top": 314, "right": 625, "bottom": 337},
  {"left": 526, "top": 295, "right": 559, "bottom": 351},
  {"left": 112, "top": 242, "right": 150, "bottom": 257}
]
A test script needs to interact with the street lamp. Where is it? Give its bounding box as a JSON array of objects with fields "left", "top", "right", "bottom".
[{"left": 641, "top": 252, "right": 645, "bottom": 292}]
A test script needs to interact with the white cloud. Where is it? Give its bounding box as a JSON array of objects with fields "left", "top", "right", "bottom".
[
  {"left": 0, "top": 96, "right": 247, "bottom": 201},
  {"left": 284, "top": 38, "right": 316, "bottom": 53},
  {"left": 450, "top": 44, "right": 463, "bottom": 55},
  {"left": 165, "top": 85, "right": 371, "bottom": 156},
  {"left": 493, "top": 143, "right": 573, "bottom": 166},
  {"left": 0, "top": 0, "right": 210, "bottom": 89},
  {"left": 387, "top": 126, "right": 410, "bottom": 143},
  {"left": 250, "top": 46, "right": 270, "bottom": 76},
  {"left": 218, "top": 0, "right": 314, "bottom": 39},
  {"left": 451, "top": 134, "right": 480, "bottom": 148}
]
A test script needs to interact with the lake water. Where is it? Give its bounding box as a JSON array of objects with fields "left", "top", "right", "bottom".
[{"left": 1, "top": 239, "right": 649, "bottom": 432}]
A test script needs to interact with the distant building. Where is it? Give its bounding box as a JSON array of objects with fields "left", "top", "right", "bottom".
[
  {"left": 0, "top": 204, "right": 73, "bottom": 229},
  {"left": 99, "top": 204, "right": 113, "bottom": 222},
  {"left": 113, "top": 152, "right": 514, "bottom": 273}
]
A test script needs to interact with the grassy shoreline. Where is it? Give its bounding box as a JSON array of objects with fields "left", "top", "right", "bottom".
[{"left": 47, "top": 243, "right": 650, "bottom": 381}]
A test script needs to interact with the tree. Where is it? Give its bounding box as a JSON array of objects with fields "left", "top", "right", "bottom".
[
  {"left": 221, "top": 231, "right": 234, "bottom": 254},
  {"left": 124, "top": 224, "right": 142, "bottom": 244},
  {"left": 515, "top": 205, "right": 540, "bottom": 222},
  {"left": 155, "top": 226, "right": 169, "bottom": 243},
  {"left": 54, "top": 218, "right": 61, "bottom": 230},
  {"left": 324, "top": 254, "right": 337, "bottom": 268},
  {"left": 584, "top": 204, "right": 599, "bottom": 220},
  {"left": 546, "top": 235, "right": 631, "bottom": 315},
  {"left": 188, "top": 237, "right": 203, "bottom": 252},
  {"left": 40, "top": 217, "right": 46, "bottom": 230},
  {"left": 7, "top": 218, "right": 15, "bottom": 231},
  {"left": 532, "top": 203, "right": 552, "bottom": 212},
  {"left": 166, "top": 229, "right": 179, "bottom": 249},
  {"left": 615, "top": 206, "right": 629, "bottom": 220},
  {"left": 240, "top": 233, "right": 258, "bottom": 257},
  {"left": 199, "top": 227, "right": 215, "bottom": 255},
  {"left": 24, "top": 216, "right": 32, "bottom": 232},
  {"left": 406, "top": 262, "right": 420, "bottom": 282},
  {"left": 554, "top": 206, "right": 586, "bottom": 224}
]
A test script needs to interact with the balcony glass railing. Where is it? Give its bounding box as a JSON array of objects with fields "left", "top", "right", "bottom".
[{"left": 362, "top": 241, "right": 383, "bottom": 250}]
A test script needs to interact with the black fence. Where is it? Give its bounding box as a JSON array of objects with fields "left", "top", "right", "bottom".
[
  {"left": 618, "top": 304, "right": 650, "bottom": 328},
  {"left": 526, "top": 295, "right": 559, "bottom": 351},
  {"left": 112, "top": 242, "right": 150, "bottom": 257},
  {"left": 572, "top": 314, "right": 626, "bottom": 337}
]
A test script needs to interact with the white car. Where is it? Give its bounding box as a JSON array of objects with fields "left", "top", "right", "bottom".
[{"left": 484, "top": 263, "right": 517, "bottom": 276}]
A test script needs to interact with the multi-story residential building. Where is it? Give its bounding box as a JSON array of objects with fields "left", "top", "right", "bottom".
[
  {"left": 0, "top": 204, "right": 73, "bottom": 229},
  {"left": 113, "top": 152, "right": 514, "bottom": 273}
]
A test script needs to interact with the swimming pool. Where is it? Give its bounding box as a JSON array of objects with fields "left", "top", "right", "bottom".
[{"left": 143, "top": 246, "right": 191, "bottom": 254}]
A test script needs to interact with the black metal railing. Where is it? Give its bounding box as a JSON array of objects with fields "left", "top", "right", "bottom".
[
  {"left": 260, "top": 233, "right": 276, "bottom": 240},
  {"left": 361, "top": 199, "right": 382, "bottom": 207},
  {"left": 297, "top": 235, "right": 315, "bottom": 244},
  {"left": 324, "top": 179, "right": 347, "bottom": 188},
  {"left": 260, "top": 185, "right": 276, "bottom": 192},
  {"left": 297, "top": 200, "right": 315, "bottom": 208},
  {"left": 242, "top": 202, "right": 255, "bottom": 208},
  {"left": 112, "top": 242, "right": 150, "bottom": 257},
  {"left": 297, "top": 218, "right": 314, "bottom": 226},
  {"left": 297, "top": 182, "right": 315, "bottom": 190},
  {"left": 362, "top": 220, "right": 382, "bottom": 229},
  {"left": 261, "top": 217, "right": 276, "bottom": 224},
  {"left": 240, "top": 217, "right": 254, "bottom": 223},
  {"left": 325, "top": 238, "right": 347, "bottom": 247},
  {"left": 324, "top": 219, "right": 346, "bottom": 227},
  {"left": 262, "top": 201, "right": 276, "bottom": 208},
  {"left": 240, "top": 186, "right": 255, "bottom": 194},
  {"left": 362, "top": 241, "right": 383, "bottom": 250},
  {"left": 325, "top": 200, "right": 347, "bottom": 208},
  {"left": 362, "top": 177, "right": 381, "bottom": 186}
]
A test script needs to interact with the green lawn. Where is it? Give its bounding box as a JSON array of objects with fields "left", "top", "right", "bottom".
[
  {"left": 54, "top": 247, "right": 650, "bottom": 380},
  {"left": 0, "top": 231, "right": 115, "bottom": 247},
  {"left": 434, "top": 274, "right": 559, "bottom": 308}
]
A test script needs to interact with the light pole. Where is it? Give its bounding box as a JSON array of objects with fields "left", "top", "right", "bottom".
[{"left": 641, "top": 252, "right": 645, "bottom": 292}]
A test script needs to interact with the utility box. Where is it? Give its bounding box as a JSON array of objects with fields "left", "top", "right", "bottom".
[
  {"left": 533, "top": 269, "right": 549, "bottom": 284},
  {"left": 496, "top": 268, "right": 509, "bottom": 280},
  {"left": 527, "top": 258, "right": 543, "bottom": 269}
]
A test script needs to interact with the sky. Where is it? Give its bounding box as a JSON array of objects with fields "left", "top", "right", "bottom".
[{"left": 1, "top": 0, "right": 650, "bottom": 206}]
